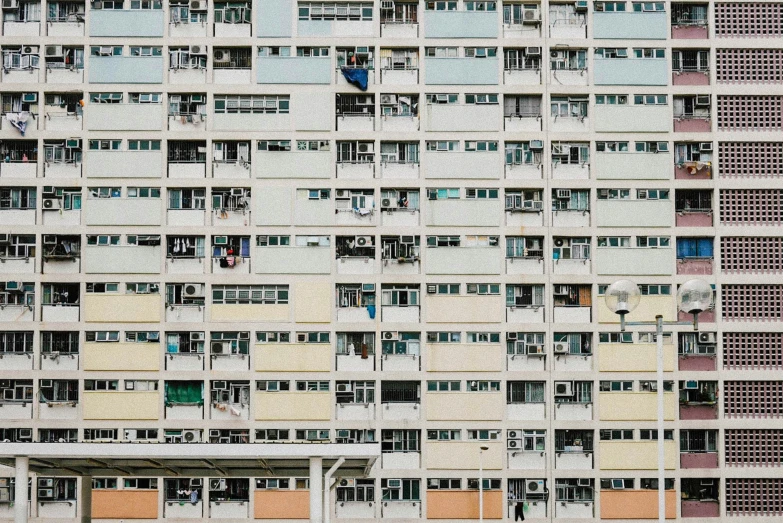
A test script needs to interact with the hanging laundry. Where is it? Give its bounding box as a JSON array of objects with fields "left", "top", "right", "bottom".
[
  {"left": 5, "top": 112, "right": 29, "bottom": 136},
  {"left": 340, "top": 67, "right": 369, "bottom": 91},
  {"left": 367, "top": 305, "right": 376, "bottom": 319},
  {"left": 230, "top": 406, "right": 241, "bottom": 416}
]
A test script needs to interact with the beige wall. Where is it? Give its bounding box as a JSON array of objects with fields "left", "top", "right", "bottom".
[
  {"left": 211, "top": 303, "right": 289, "bottom": 322},
  {"left": 294, "top": 281, "right": 332, "bottom": 323},
  {"left": 599, "top": 440, "right": 677, "bottom": 470},
  {"left": 254, "top": 490, "right": 309, "bottom": 519},
  {"left": 427, "top": 490, "right": 503, "bottom": 519},
  {"left": 92, "top": 490, "right": 159, "bottom": 519},
  {"left": 254, "top": 344, "right": 332, "bottom": 372},
  {"left": 84, "top": 295, "right": 160, "bottom": 323},
  {"left": 426, "top": 392, "right": 504, "bottom": 421},
  {"left": 83, "top": 391, "right": 160, "bottom": 420},
  {"left": 254, "top": 392, "right": 331, "bottom": 421},
  {"left": 600, "top": 490, "right": 677, "bottom": 519},
  {"left": 598, "top": 343, "right": 675, "bottom": 372},
  {"left": 427, "top": 296, "right": 503, "bottom": 323},
  {"left": 83, "top": 342, "right": 159, "bottom": 371},
  {"left": 425, "top": 441, "right": 503, "bottom": 470},
  {"left": 599, "top": 392, "right": 676, "bottom": 421},
  {"left": 427, "top": 343, "right": 503, "bottom": 372},
  {"left": 597, "top": 295, "right": 676, "bottom": 323}
]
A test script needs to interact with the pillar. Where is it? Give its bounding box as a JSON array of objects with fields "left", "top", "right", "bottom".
[
  {"left": 309, "top": 457, "right": 323, "bottom": 523},
  {"left": 14, "top": 456, "right": 28, "bottom": 523},
  {"left": 80, "top": 476, "right": 92, "bottom": 523}
]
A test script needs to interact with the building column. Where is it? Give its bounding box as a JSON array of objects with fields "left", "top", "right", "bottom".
[
  {"left": 309, "top": 457, "right": 323, "bottom": 523},
  {"left": 80, "top": 476, "right": 92, "bottom": 523},
  {"left": 14, "top": 456, "right": 28, "bottom": 523}
]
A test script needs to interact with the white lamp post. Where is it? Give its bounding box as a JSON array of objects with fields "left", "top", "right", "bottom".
[
  {"left": 479, "top": 445, "right": 489, "bottom": 522},
  {"left": 605, "top": 279, "right": 713, "bottom": 523}
]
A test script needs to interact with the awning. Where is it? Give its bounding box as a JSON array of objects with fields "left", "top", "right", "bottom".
[{"left": 0, "top": 443, "right": 379, "bottom": 477}]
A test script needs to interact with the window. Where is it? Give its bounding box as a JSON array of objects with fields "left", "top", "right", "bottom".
[
  {"left": 255, "top": 429, "right": 290, "bottom": 441},
  {"left": 298, "top": 2, "right": 373, "bottom": 20},
  {"left": 551, "top": 97, "right": 588, "bottom": 119},
  {"left": 255, "top": 331, "right": 292, "bottom": 343},
  {"left": 127, "top": 187, "right": 161, "bottom": 198},
  {"left": 88, "top": 140, "right": 122, "bottom": 151},
  {"left": 596, "top": 141, "right": 629, "bottom": 152},
  {"left": 295, "top": 381, "right": 329, "bottom": 391},
  {"left": 129, "top": 46, "right": 163, "bottom": 57},
  {"left": 296, "top": 140, "right": 330, "bottom": 151},
  {"left": 426, "top": 381, "right": 461, "bottom": 392},
  {"left": 425, "top": 140, "right": 458, "bottom": 151},
  {"left": 256, "top": 381, "right": 291, "bottom": 391},
  {"left": 85, "top": 283, "right": 120, "bottom": 293},
  {"left": 0, "top": 332, "right": 33, "bottom": 354},
  {"left": 553, "top": 237, "right": 590, "bottom": 260},
  {"left": 598, "top": 189, "right": 630, "bottom": 200},
  {"left": 125, "top": 283, "right": 160, "bottom": 295},
  {"left": 466, "top": 380, "right": 501, "bottom": 392},
  {"left": 427, "top": 478, "right": 462, "bottom": 489},
  {"left": 212, "top": 285, "right": 289, "bottom": 305},
  {"left": 257, "top": 140, "right": 291, "bottom": 152},
  {"left": 428, "top": 284, "right": 460, "bottom": 295},
  {"left": 640, "top": 429, "right": 674, "bottom": 440},
  {"left": 256, "top": 235, "right": 291, "bottom": 246},
  {"left": 551, "top": 143, "right": 590, "bottom": 165},
  {"left": 636, "top": 236, "right": 670, "bottom": 248},
  {"left": 640, "top": 284, "right": 671, "bottom": 295},
  {"left": 425, "top": 1, "right": 457, "bottom": 10},
  {"left": 600, "top": 429, "right": 634, "bottom": 440},
  {"left": 382, "top": 479, "right": 420, "bottom": 501},
  {"left": 636, "top": 188, "right": 669, "bottom": 200},
  {"left": 214, "top": 1, "right": 252, "bottom": 24},
  {"left": 424, "top": 47, "right": 458, "bottom": 58},
  {"left": 676, "top": 238, "right": 713, "bottom": 259},
  {"left": 464, "top": 94, "right": 499, "bottom": 104},
  {"left": 635, "top": 141, "right": 669, "bottom": 153},
  {"left": 465, "top": 1, "right": 496, "bottom": 10},
  {"left": 633, "top": 48, "right": 665, "bottom": 59},
  {"left": 426, "top": 429, "right": 461, "bottom": 440},
  {"left": 381, "top": 286, "right": 419, "bottom": 307},
  {"left": 597, "top": 236, "right": 631, "bottom": 247},
  {"left": 506, "top": 285, "right": 544, "bottom": 307},
  {"left": 632, "top": 1, "right": 664, "bottom": 11},
  {"left": 465, "top": 188, "right": 499, "bottom": 199},
  {"left": 634, "top": 94, "right": 667, "bottom": 105},
  {"left": 599, "top": 381, "right": 633, "bottom": 392},
  {"left": 465, "top": 141, "right": 498, "bottom": 152},
  {"left": 672, "top": 49, "right": 709, "bottom": 72},
  {"left": 0, "top": 188, "right": 36, "bottom": 210},
  {"left": 599, "top": 332, "right": 633, "bottom": 343},
  {"left": 129, "top": 93, "right": 162, "bottom": 104},
  {"left": 381, "top": 429, "right": 420, "bottom": 453},
  {"left": 504, "top": 48, "right": 541, "bottom": 70},
  {"left": 594, "top": 1, "right": 627, "bottom": 11},
  {"left": 595, "top": 94, "right": 628, "bottom": 105},
  {"left": 84, "top": 380, "right": 119, "bottom": 391},
  {"left": 296, "top": 46, "right": 328, "bottom": 57},
  {"left": 594, "top": 47, "right": 628, "bottom": 58},
  {"left": 466, "top": 284, "right": 500, "bottom": 295},
  {"left": 507, "top": 381, "right": 545, "bottom": 403},
  {"left": 464, "top": 47, "right": 496, "bottom": 58},
  {"left": 257, "top": 46, "right": 291, "bottom": 57},
  {"left": 214, "top": 95, "right": 289, "bottom": 114}
]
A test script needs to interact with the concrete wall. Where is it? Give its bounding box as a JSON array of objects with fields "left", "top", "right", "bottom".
[
  {"left": 598, "top": 295, "right": 676, "bottom": 323},
  {"left": 89, "top": 10, "right": 164, "bottom": 37},
  {"left": 595, "top": 247, "right": 673, "bottom": 275},
  {"left": 593, "top": 105, "right": 670, "bottom": 133},
  {"left": 592, "top": 12, "right": 668, "bottom": 39},
  {"left": 426, "top": 392, "right": 503, "bottom": 421},
  {"left": 86, "top": 151, "right": 163, "bottom": 178},
  {"left": 83, "top": 391, "right": 159, "bottom": 420},
  {"left": 254, "top": 491, "right": 309, "bottom": 519},
  {"left": 89, "top": 57, "right": 164, "bottom": 84},
  {"left": 425, "top": 441, "right": 503, "bottom": 470},
  {"left": 84, "top": 199, "right": 162, "bottom": 226},
  {"left": 594, "top": 152, "right": 671, "bottom": 180},
  {"left": 427, "top": 296, "right": 503, "bottom": 323},
  {"left": 293, "top": 282, "right": 332, "bottom": 323},
  {"left": 211, "top": 304, "right": 289, "bottom": 322},
  {"left": 594, "top": 58, "right": 668, "bottom": 86},
  {"left": 598, "top": 392, "right": 677, "bottom": 421},
  {"left": 84, "top": 246, "right": 161, "bottom": 274},
  {"left": 425, "top": 104, "right": 500, "bottom": 132},
  {"left": 84, "top": 295, "right": 160, "bottom": 323},
  {"left": 595, "top": 200, "right": 673, "bottom": 227},
  {"left": 422, "top": 151, "right": 503, "bottom": 179},
  {"left": 599, "top": 440, "right": 677, "bottom": 470},
  {"left": 600, "top": 490, "right": 676, "bottom": 519},
  {"left": 426, "top": 247, "right": 501, "bottom": 275},
  {"left": 92, "top": 490, "right": 159, "bottom": 519},
  {"left": 256, "top": 57, "right": 331, "bottom": 84},
  {"left": 256, "top": 0, "right": 292, "bottom": 36},
  {"left": 425, "top": 58, "right": 499, "bottom": 85},
  {"left": 254, "top": 344, "right": 331, "bottom": 372},
  {"left": 426, "top": 200, "right": 502, "bottom": 227},
  {"left": 427, "top": 344, "right": 503, "bottom": 372},
  {"left": 87, "top": 104, "right": 162, "bottom": 131},
  {"left": 255, "top": 151, "right": 332, "bottom": 179},
  {"left": 598, "top": 343, "right": 676, "bottom": 372},
  {"left": 254, "top": 392, "right": 331, "bottom": 420},
  {"left": 424, "top": 11, "right": 498, "bottom": 38},
  {"left": 426, "top": 491, "right": 503, "bottom": 520},
  {"left": 83, "top": 342, "right": 159, "bottom": 371},
  {"left": 255, "top": 247, "right": 331, "bottom": 274}
]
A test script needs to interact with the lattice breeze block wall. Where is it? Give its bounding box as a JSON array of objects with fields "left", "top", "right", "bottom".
[
  {"left": 716, "top": 49, "right": 783, "bottom": 83},
  {"left": 715, "top": 2, "right": 783, "bottom": 37},
  {"left": 718, "top": 142, "right": 783, "bottom": 177},
  {"left": 720, "top": 189, "right": 783, "bottom": 225},
  {"left": 724, "top": 381, "right": 783, "bottom": 418},
  {"left": 726, "top": 478, "right": 783, "bottom": 516},
  {"left": 717, "top": 96, "right": 783, "bottom": 130},
  {"left": 723, "top": 332, "right": 783, "bottom": 369},
  {"left": 725, "top": 429, "right": 783, "bottom": 466},
  {"left": 722, "top": 285, "right": 783, "bottom": 321},
  {"left": 721, "top": 237, "right": 783, "bottom": 272}
]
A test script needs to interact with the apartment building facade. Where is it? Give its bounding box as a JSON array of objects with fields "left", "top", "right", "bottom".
[{"left": 0, "top": 0, "right": 780, "bottom": 520}]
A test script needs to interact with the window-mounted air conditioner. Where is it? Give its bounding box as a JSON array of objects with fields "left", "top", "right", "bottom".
[
  {"left": 575, "top": 0, "right": 588, "bottom": 10},
  {"left": 358, "top": 143, "right": 374, "bottom": 154},
  {"left": 400, "top": 235, "right": 415, "bottom": 244},
  {"left": 184, "top": 283, "right": 204, "bottom": 298},
  {"left": 553, "top": 284, "right": 570, "bottom": 295},
  {"left": 383, "top": 331, "right": 398, "bottom": 341},
  {"left": 209, "top": 479, "right": 226, "bottom": 491},
  {"left": 190, "top": 0, "right": 207, "bottom": 10},
  {"left": 528, "top": 344, "right": 544, "bottom": 355},
  {"left": 525, "top": 46, "right": 541, "bottom": 56},
  {"left": 2, "top": 0, "right": 19, "bottom": 9},
  {"left": 183, "top": 430, "right": 200, "bottom": 442},
  {"left": 553, "top": 342, "right": 569, "bottom": 354},
  {"left": 507, "top": 332, "right": 518, "bottom": 341},
  {"left": 45, "top": 46, "right": 63, "bottom": 59},
  {"left": 578, "top": 478, "right": 591, "bottom": 487},
  {"left": 336, "top": 383, "right": 353, "bottom": 393},
  {"left": 214, "top": 236, "right": 228, "bottom": 246},
  {"left": 552, "top": 144, "right": 570, "bottom": 155},
  {"left": 556, "top": 189, "right": 571, "bottom": 199},
  {"left": 190, "top": 332, "right": 205, "bottom": 341},
  {"left": 695, "top": 95, "right": 710, "bottom": 106},
  {"left": 698, "top": 332, "right": 716, "bottom": 344},
  {"left": 529, "top": 140, "right": 544, "bottom": 150},
  {"left": 554, "top": 381, "right": 573, "bottom": 396},
  {"left": 212, "top": 380, "right": 227, "bottom": 390},
  {"left": 189, "top": 45, "right": 207, "bottom": 56},
  {"left": 684, "top": 380, "right": 699, "bottom": 390},
  {"left": 43, "top": 235, "right": 57, "bottom": 245},
  {"left": 22, "top": 93, "right": 37, "bottom": 103},
  {"left": 380, "top": 94, "right": 397, "bottom": 105},
  {"left": 699, "top": 142, "right": 713, "bottom": 152}
]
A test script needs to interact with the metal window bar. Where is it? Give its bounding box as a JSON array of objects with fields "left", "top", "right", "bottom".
[{"left": 168, "top": 141, "right": 206, "bottom": 163}]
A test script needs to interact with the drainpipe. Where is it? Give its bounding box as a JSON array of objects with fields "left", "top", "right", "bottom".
[{"left": 323, "top": 457, "right": 345, "bottom": 523}]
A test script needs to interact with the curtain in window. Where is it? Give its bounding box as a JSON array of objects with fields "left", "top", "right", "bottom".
[
  {"left": 677, "top": 238, "right": 713, "bottom": 258},
  {"left": 165, "top": 381, "right": 203, "bottom": 405}
]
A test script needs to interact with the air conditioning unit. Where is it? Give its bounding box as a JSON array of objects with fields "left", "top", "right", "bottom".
[
  {"left": 514, "top": 340, "right": 527, "bottom": 354},
  {"left": 38, "top": 479, "right": 53, "bottom": 488},
  {"left": 66, "top": 138, "right": 81, "bottom": 149},
  {"left": 38, "top": 489, "right": 54, "bottom": 499},
  {"left": 336, "top": 383, "right": 353, "bottom": 393},
  {"left": 507, "top": 439, "right": 521, "bottom": 449},
  {"left": 335, "top": 189, "right": 349, "bottom": 199},
  {"left": 2, "top": 0, "right": 19, "bottom": 9},
  {"left": 578, "top": 478, "right": 591, "bottom": 487},
  {"left": 523, "top": 8, "right": 539, "bottom": 22},
  {"left": 43, "top": 198, "right": 61, "bottom": 210},
  {"left": 362, "top": 283, "right": 375, "bottom": 292},
  {"left": 297, "top": 333, "right": 307, "bottom": 342},
  {"left": 42, "top": 186, "right": 56, "bottom": 196},
  {"left": 553, "top": 285, "right": 569, "bottom": 295},
  {"left": 183, "top": 430, "right": 200, "bottom": 442},
  {"left": 124, "top": 429, "right": 137, "bottom": 440},
  {"left": 380, "top": 0, "right": 394, "bottom": 9},
  {"left": 383, "top": 331, "right": 398, "bottom": 341},
  {"left": 189, "top": 45, "right": 207, "bottom": 56},
  {"left": 209, "top": 479, "right": 226, "bottom": 491},
  {"left": 40, "top": 379, "right": 52, "bottom": 388},
  {"left": 529, "top": 140, "right": 544, "bottom": 150},
  {"left": 22, "top": 93, "right": 37, "bottom": 103},
  {"left": 98, "top": 46, "right": 113, "bottom": 56},
  {"left": 214, "top": 236, "right": 228, "bottom": 246},
  {"left": 507, "top": 332, "right": 518, "bottom": 341},
  {"left": 380, "top": 94, "right": 397, "bottom": 105},
  {"left": 400, "top": 235, "right": 415, "bottom": 244},
  {"left": 214, "top": 50, "right": 230, "bottom": 63},
  {"left": 381, "top": 198, "right": 397, "bottom": 209},
  {"left": 616, "top": 48, "right": 628, "bottom": 58},
  {"left": 355, "top": 236, "right": 373, "bottom": 247},
  {"left": 184, "top": 283, "right": 204, "bottom": 298},
  {"left": 211, "top": 342, "right": 228, "bottom": 354},
  {"left": 209, "top": 429, "right": 221, "bottom": 438},
  {"left": 508, "top": 430, "right": 520, "bottom": 439},
  {"left": 527, "top": 480, "right": 545, "bottom": 493},
  {"left": 356, "top": 46, "right": 370, "bottom": 55},
  {"left": 553, "top": 342, "right": 569, "bottom": 354},
  {"left": 698, "top": 332, "right": 716, "bottom": 344},
  {"left": 339, "top": 478, "right": 356, "bottom": 487},
  {"left": 190, "top": 478, "right": 203, "bottom": 487},
  {"left": 147, "top": 332, "right": 160, "bottom": 341},
  {"left": 18, "top": 428, "right": 31, "bottom": 440},
  {"left": 5, "top": 281, "right": 23, "bottom": 291},
  {"left": 45, "top": 45, "right": 63, "bottom": 58},
  {"left": 556, "top": 189, "right": 572, "bottom": 199},
  {"left": 358, "top": 143, "right": 374, "bottom": 154},
  {"left": 190, "top": 332, "right": 205, "bottom": 341},
  {"left": 526, "top": 46, "right": 541, "bottom": 56},
  {"left": 699, "top": 142, "right": 713, "bottom": 152},
  {"left": 575, "top": 0, "right": 588, "bottom": 10},
  {"left": 427, "top": 284, "right": 437, "bottom": 294},
  {"left": 684, "top": 380, "right": 699, "bottom": 390},
  {"left": 43, "top": 234, "right": 57, "bottom": 245},
  {"left": 695, "top": 95, "right": 710, "bottom": 106},
  {"left": 555, "top": 381, "right": 573, "bottom": 396},
  {"left": 552, "top": 144, "right": 571, "bottom": 155},
  {"left": 22, "top": 46, "right": 38, "bottom": 55},
  {"left": 528, "top": 344, "right": 544, "bottom": 355},
  {"left": 190, "top": 0, "right": 207, "bottom": 10},
  {"left": 231, "top": 188, "right": 245, "bottom": 197}
]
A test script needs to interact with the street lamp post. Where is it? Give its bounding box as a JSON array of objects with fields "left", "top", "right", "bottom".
[
  {"left": 479, "top": 445, "right": 489, "bottom": 523},
  {"left": 604, "top": 279, "right": 713, "bottom": 523}
]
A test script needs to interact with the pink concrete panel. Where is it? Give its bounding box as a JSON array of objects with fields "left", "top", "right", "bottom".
[
  {"left": 674, "top": 118, "right": 711, "bottom": 132},
  {"left": 679, "top": 309, "right": 715, "bottom": 324},
  {"left": 680, "top": 404, "right": 718, "bottom": 420},
  {"left": 677, "top": 258, "right": 713, "bottom": 275},
  {"left": 673, "top": 72, "right": 710, "bottom": 85},
  {"left": 681, "top": 452, "right": 719, "bottom": 469},
  {"left": 675, "top": 164, "right": 711, "bottom": 180},
  {"left": 672, "top": 26, "right": 708, "bottom": 39},
  {"left": 682, "top": 500, "right": 720, "bottom": 518},
  {"left": 678, "top": 355, "right": 717, "bottom": 371},
  {"left": 676, "top": 212, "right": 713, "bottom": 227}
]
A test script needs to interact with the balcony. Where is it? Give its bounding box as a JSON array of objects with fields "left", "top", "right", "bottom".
[
  {"left": 41, "top": 304, "right": 79, "bottom": 322},
  {"left": 4, "top": 20, "right": 40, "bottom": 36},
  {"left": 0, "top": 351, "right": 32, "bottom": 371},
  {"left": 382, "top": 451, "right": 420, "bottom": 470},
  {"left": 336, "top": 161, "right": 375, "bottom": 180},
  {"left": 555, "top": 449, "right": 593, "bottom": 470},
  {"left": 504, "top": 67, "right": 540, "bottom": 85},
  {"left": 677, "top": 256, "right": 713, "bottom": 275},
  {"left": 89, "top": 56, "right": 164, "bottom": 84},
  {"left": 598, "top": 342, "right": 675, "bottom": 372},
  {"left": 87, "top": 104, "right": 162, "bottom": 131},
  {"left": 424, "top": 10, "right": 497, "bottom": 38},
  {"left": 594, "top": 152, "right": 670, "bottom": 180},
  {"left": 593, "top": 11, "right": 667, "bottom": 39},
  {"left": 594, "top": 105, "right": 670, "bottom": 133},
  {"left": 594, "top": 58, "right": 668, "bottom": 86},
  {"left": 380, "top": 67, "right": 418, "bottom": 85},
  {"left": 254, "top": 491, "right": 309, "bottom": 520},
  {"left": 600, "top": 490, "right": 676, "bottom": 519},
  {"left": 256, "top": 56, "right": 331, "bottom": 84},
  {"left": 85, "top": 150, "right": 163, "bottom": 179},
  {"left": 675, "top": 161, "right": 712, "bottom": 179},
  {"left": 596, "top": 247, "right": 673, "bottom": 275},
  {"left": 598, "top": 392, "right": 677, "bottom": 421},
  {"left": 93, "top": 490, "right": 158, "bottom": 519},
  {"left": 678, "top": 353, "right": 716, "bottom": 371},
  {"left": 682, "top": 499, "right": 719, "bottom": 518},
  {"left": 44, "top": 160, "right": 81, "bottom": 180},
  {"left": 424, "top": 57, "right": 499, "bottom": 85},
  {"left": 504, "top": 114, "right": 542, "bottom": 132},
  {"left": 89, "top": 10, "right": 164, "bottom": 36},
  {"left": 336, "top": 113, "right": 375, "bottom": 132},
  {"left": 426, "top": 199, "right": 502, "bottom": 227},
  {"left": 596, "top": 200, "right": 673, "bottom": 228},
  {"left": 507, "top": 305, "right": 545, "bottom": 324},
  {"left": 552, "top": 306, "right": 591, "bottom": 324},
  {"left": 506, "top": 255, "right": 544, "bottom": 275},
  {"left": 676, "top": 209, "right": 712, "bottom": 227}
]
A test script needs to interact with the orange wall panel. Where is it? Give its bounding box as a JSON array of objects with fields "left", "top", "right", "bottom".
[
  {"left": 254, "top": 490, "right": 310, "bottom": 519},
  {"left": 92, "top": 490, "right": 158, "bottom": 519},
  {"left": 600, "top": 490, "right": 677, "bottom": 519},
  {"left": 426, "top": 490, "right": 503, "bottom": 519}
]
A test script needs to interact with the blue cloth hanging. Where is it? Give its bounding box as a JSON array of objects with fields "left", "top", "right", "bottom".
[
  {"left": 366, "top": 305, "right": 376, "bottom": 319},
  {"left": 341, "top": 67, "right": 369, "bottom": 91}
]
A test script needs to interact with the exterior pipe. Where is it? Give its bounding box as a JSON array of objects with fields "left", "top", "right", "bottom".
[{"left": 323, "top": 456, "right": 345, "bottom": 523}]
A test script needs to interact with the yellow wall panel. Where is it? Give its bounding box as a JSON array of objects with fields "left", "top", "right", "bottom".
[
  {"left": 599, "top": 392, "right": 676, "bottom": 421},
  {"left": 598, "top": 343, "right": 675, "bottom": 372},
  {"left": 425, "top": 442, "right": 503, "bottom": 470},
  {"left": 254, "top": 344, "right": 331, "bottom": 372},
  {"left": 427, "top": 344, "right": 503, "bottom": 372},
  {"left": 83, "top": 392, "right": 159, "bottom": 420},
  {"left": 599, "top": 440, "right": 677, "bottom": 470},
  {"left": 83, "top": 343, "right": 159, "bottom": 371},
  {"left": 84, "top": 295, "right": 160, "bottom": 323},
  {"left": 597, "top": 295, "right": 676, "bottom": 324},
  {"left": 294, "top": 281, "right": 331, "bottom": 323},
  {"left": 426, "top": 393, "right": 503, "bottom": 421},
  {"left": 254, "top": 392, "right": 331, "bottom": 421},
  {"left": 211, "top": 304, "right": 289, "bottom": 322}
]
